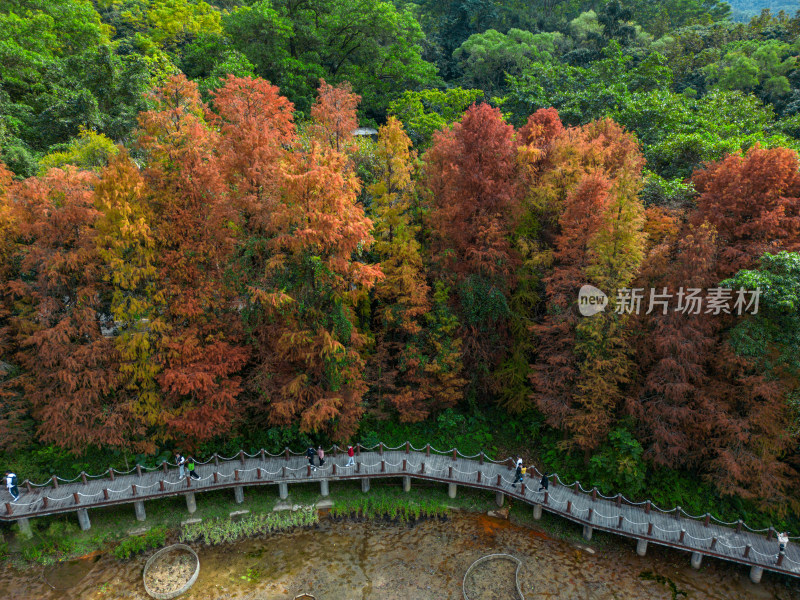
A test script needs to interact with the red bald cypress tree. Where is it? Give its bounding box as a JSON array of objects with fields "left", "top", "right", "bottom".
[
  {"left": 692, "top": 145, "right": 800, "bottom": 275},
  {"left": 424, "top": 102, "right": 520, "bottom": 386}
]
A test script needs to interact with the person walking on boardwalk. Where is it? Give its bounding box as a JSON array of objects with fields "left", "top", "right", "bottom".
[
  {"left": 5, "top": 471, "right": 19, "bottom": 502},
  {"left": 778, "top": 531, "right": 789, "bottom": 553},
  {"left": 306, "top": 446, "right": 317, "bottom": 471},
  {"left": 512, "top": 458, "right": 524, "bottom": 487},
  {"left": 175, "top": 451, "right": 186, "bottom": 480},
  {"left": 538, "top": 473, "right": 549, "bottom": 492},
  {"left": 317, "top": 446, "right": 325, "bottom": 468},
  {"left": 187, "top": 456, "right": 201, "bottom": 480},
  {"left": 346, "top": 445, "right": 355, "bottom": 467}
]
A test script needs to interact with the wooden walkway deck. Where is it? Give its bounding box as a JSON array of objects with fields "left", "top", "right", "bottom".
[{"left": 2, "top": 444, "right": 798, "bottom": 582}]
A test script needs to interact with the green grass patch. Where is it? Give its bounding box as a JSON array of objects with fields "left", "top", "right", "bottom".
[
  {"left": 112, "top": 526, "right": 167, "bottom": 560},
  {"left": 179, "top": 508, "right": 317, "bottom": 545}
]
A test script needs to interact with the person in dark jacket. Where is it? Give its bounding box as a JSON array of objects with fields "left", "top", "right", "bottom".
[
  {"left": 187, "top": 456, "right": 201, "bottom": 480},
  {"left": 317, "top": 446, "right": 325, "bottom": 467},
  {"left": 538, "top": 474, "right": 549, "bottom": 492},
  {"left": 306, "top": 446, "right": 317, "bottom": 471},
  {"left": 512, "top": 458, "right": 524, "bottom": 487}
]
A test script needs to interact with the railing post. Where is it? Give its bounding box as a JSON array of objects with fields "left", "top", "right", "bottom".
[
  {"left": 479, "top": 452, "right": 484, "bottom": 465},
  {"left": 573, "top": 482, "right": 579, "bottom": 494},
  {"left": 777, "top": 552, "right": 784, "bottom": 567},
  {"left": 567, "top": 500, "right": 572, "bottom": 514},
  {"left": 588, "top": 508, "right": 593, "bottom": 521},
  {"left": 357, "top": 462, "right": 361, "bottom": 474},
  {"left": 282, "top": 466, "right": 286, "bottom": 478},
  {"left": 109, "top": 468, "right": 115, "bottom": 481},
  {"left": 449, "top": 466, "right": 453, "bottom": 479},
  {"left": 405, "top": 441, "right": 409, "bottom": 454},
  {"left": 507, "top": 458, "right": 513, "bottom": 470},
  {"left": 496, "top": 474, "right": 501, "bottom": 487},
  {"left": 357, "top": 443, "right": 361, "bottom": 456},
  {"left": 477, "top": 471, "right": 482, "bottom": 483},
  {"left": 676, "top": 506, "right": 682, "bottom": 519},
  {"left": 521, "top": 482, "right": 525, "bottom": 497},
  {"left": 136, "top": 464, "right": 142, "bottom": 477},
  {"left": 257, "top": 468, "right": 262, "bottom": 480},
  {"left": 402, "top": 459, "right": 407, "bottom": 472},
  {"left": 52, "top": 475, "right": 58, "bottom": 489},
  {"left": 744, "top": 545, "right": 751, "bottom": 558},
  {"left": 645, "top": 500, "right": 651, "bottom": 514},
  {"left": 647, "top": 522, "right": 653, "bottom": 536},
  {"left": 81, "top": 472, "right": 88, "bottom": 485},
  {"left": 420, "top": 462, "right": 425, "bottom": 474},
  {"left": 285, "top": 447, "right": 290, "bottom": 461},
  {"left": 452, "top": 449, "right": 457, "bottom": 461},
  {"left": 162, "top": 461, "right": 167, "bottom": 475},
  {"left": 617, "top": 515, "right": 623, "bottom": 529},
  {"left": 186, "top": 475, "right": 191, "bottom": 488},
  {"left": 768, "top": 527, "right": 775, "bottom": 541},
  {"left": 214, "top": 472, "right": 219, "bottom": 484},
  {"left": 736, "top": 519, "right": 743, "bottom": 534},
  {"left": 615, "top": 494, "right": 621, "bottom": 507},
  {"left": 42, "top": 497, "right": 48, "bottom": 509},
  {"left": 103, "top": 488, "right": 110, "bottom": 500},
  {"left": 131, "top": 484, "right": 137, "bottom": 496},
  {"left": 679, "top": 529, "right": 686, "bottom": 543},
  {"left": 425, "top": 444, "right": 430, "bottom": 457},
  {"left": 307, "top": 465, "right": 311, "bottom": 477},
  {"left": 159, "top": 481, "right": 165, "bottom": 492},
  {"left": 260, "top": 449, "right": 265, "bottom": 461},
  {"left": 381, "top": 460, "right": 385, "bottom": 473},
  {"left": 214, "top": 453, "right": 219, "bottom": 467},
  {"left": 73, "top": 492, "right": 80, "bottom": 505},
  {"left": 379, "top": 442, "right": 384, "bottom": 455},
  {"left": 592, "top": 487, "right": 597, "bottom": 502},
  {"left": 333, "top": 445, "right": 338, "bottom": 458},
  {"left": 332, "top": 464, "right": 337, "bottom": 476},
  {"left": 5, "top": 503, "right": 11, "bottom": 515},
  {"left": 704, "top": 513, "right": 710, "bottom": 527},
  {"left": 544, "top": 491, "right": 549, "bottom": 504},
  {"left": 234, "top": 469, "right": 240, "bottom": 481},
  {"left": 239, "top": 450, "right": 245, "bottom": 465},
  {"left": 25, "top": 480, "right": 32, "bottom": 495},
  {"left": 710, "top": 537, "right": 717, "bottom": 551}
]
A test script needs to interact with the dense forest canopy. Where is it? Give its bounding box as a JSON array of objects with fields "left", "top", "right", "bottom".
[{"left": 1, "top": 0, "right": 800, "bottom": 528}]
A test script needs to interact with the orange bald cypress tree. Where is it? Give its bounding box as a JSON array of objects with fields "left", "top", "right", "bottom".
[
  {"left": 368, "top": 117, "right": 465, "bottom": 422},
  {"left": 137, "top": 75, "right": 248, "bottom": 445},
  {"left": 310, "top": 79, "right": 360, "bottom": 153},
  {"left": 244, "top": 83, "right": 381, "bottom": 440},
  {"left": 7, "top": 168, "right": 137, "bottom": 452},
  {"left": 530, "top": 119, "right": 646, "bottom": 451}
]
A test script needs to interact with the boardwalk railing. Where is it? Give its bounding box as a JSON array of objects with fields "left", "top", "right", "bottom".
[{"left": 2, "top": 442, "right": 798, "bottom": 584}]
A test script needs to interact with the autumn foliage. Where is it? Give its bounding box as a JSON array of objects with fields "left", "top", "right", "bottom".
[{"left": 1, "top": 75, "right": 798, "bottom": 515}]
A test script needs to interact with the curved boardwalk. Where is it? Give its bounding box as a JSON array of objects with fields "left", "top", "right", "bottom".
[{"left": 2, "top": 443, "right": 798, "bottom": 583}]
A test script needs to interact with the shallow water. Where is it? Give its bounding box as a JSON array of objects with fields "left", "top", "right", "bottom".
[{"left": 2, "top": 511, "right": 798, "bottom": 599}]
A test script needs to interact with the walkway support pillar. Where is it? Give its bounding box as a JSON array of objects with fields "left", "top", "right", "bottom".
[
  {"left": 185, "top": 492, "right": 197, "bottom": 514},
  {"left": 636, "top": 539, "right": 648, "bottom": 557},
  {"left": 749, "top": 565, "right": 763, "bottom": 584},
  {"left": 16, "top": 517, "right": 32, "bottom": 538},
  {"left": 690, "top": 552, "right": 703, "bottom": 569},
  {"left": 403, "top": 476, "right": 411, "bottom": 492},
  {"left": 533, "top": 504, "right": 542, "bottom": 520},
  {"left": 320, "top": 479, "right": 329, "bottom": 497},
  {"left": 77, "top": 508, "right": 91, "bottom": 531},
  {"left": 134, "top": 500, "right": 146, "bottom": 521},
  {"left": 448, "top": 482, "right": 457, "bottom": 499},
  {"left": 234, "top": 486, "right": 244, "bottom": 504},
  {"left": 582, "top": 525, "right": 593, "bottom": 541},
  {"left": 278, "top": 482, "right": 288, "bottom": 500},
  {"left": 361, "top": 478, "right": 370, "bottom": 493},
  {"left": 495, "top": 491, "right": 504, "bottom": 507}
]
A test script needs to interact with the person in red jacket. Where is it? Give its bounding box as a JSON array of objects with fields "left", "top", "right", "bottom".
[{"left": 346, "top": 445, "right": 355, "bottom": 467}]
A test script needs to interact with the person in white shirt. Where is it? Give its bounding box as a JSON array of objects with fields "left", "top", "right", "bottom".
[
  {"left": 5, "top": 471, "right": 19, "bottom": 501},
  {"left": 778, "top": 531, "right": 789, "bottom": 553},
  {"left": 175, "top": 451, "right": 186, "bottom": 480}
]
